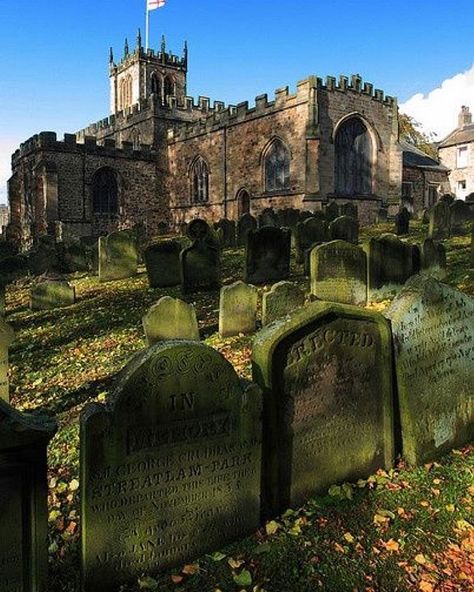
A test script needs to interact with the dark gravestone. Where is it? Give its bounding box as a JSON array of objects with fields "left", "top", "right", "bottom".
[
  {"left": 261, "top": 281, "right": 305, "bottom": 326},
  {"left": 386, "top": 276, "right": 474, "bottom": 465},
  {"left": 157, "top": 221, "right": 169, "bottom": 236},
  {"left": 181, "top": 219, "right": 220, "bottom": 293},
  {"left": 410, "top": 244, "right": 421, "bottom": 275},
  {"left": 244, "top": 227, "right": 291, "bottom": 285},
  {"left": 214, "top": 219, "right": 236, "bottom": 248},
  {"left": 98, "top": 230, "right": 138, "bottom": 282},
  {"left": 252, "top": 301, "right": 394, "bottom": 516},
  {"left": 376, "top": 207, "right": 388, "bottom": 223},
  {"left": 298, "top": 211, "right": 313, "bottom": 222},
  {"left": 294, "top": 218, "right": 328, "bottom": 264},
  {"left": 144, "top": 240, "right": 182, "bottom": 288},
  {"left": 449, "top": 200, "right": 471, "bottom": 234},
  {"left": 428, "top": 201, "right": 451, "bottom": 239},
  {"left": 439, "top": 194, "right": 455, "bottom": 205},
  {"left": 81, "top": 341, "right": 262, "bottom": 591},
  {"left": 258, "top": 208, "right": 278, "bottom": 228},
  {"left": 30, "top": 278, "right": 76, "bottom": 311},
  {"left": 80, "top": 237, "right": 99, "bottom": 273},
  {"left": 366, "top": 233, "right": 416, "bottom": 300},
  {"left": 28, "top": 240, "right": 59, "bottom": 276},
  {"left": 341, "top": 202, "right": 358, "bottom": 218},
  {"left": 325, "top": 201, "right": 340, "bottom": 222},
  {"left": 310, "top": 240, "right": 367, "bottom": 306},
  {"left": 58, "top": 241, "right": 89, "bottom": 273},
  {"left": 284, "top": 208, "right": 301, "bottom": 229},
  {"left": 0, "top": 399, "right": 56, "bottom": 592},
  {"left": 329, "top": 215, "right": 359, "bottom": 244},
  {"left": 237, "top": 214, "right": 257, "bottom": 246},
  {"left": 421, "top": 209, "right": 429, "bottom": 224},
  {"left": 420, "top": 239, "right": 446, "bottom": 279},
  {"left": 395, "top": 207, "right": 410, "bottom": 235},
  {"left": 0, "top": 317, "right": 14, "bottom": 401}
]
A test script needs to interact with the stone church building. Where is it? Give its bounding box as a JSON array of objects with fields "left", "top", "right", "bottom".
[{"left": 8, "top": 34, "right": 414, "bottom": 248}]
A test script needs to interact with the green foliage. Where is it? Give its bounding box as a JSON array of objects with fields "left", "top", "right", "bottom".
[{"left": 399, "top": 112, "right": 439, "bottom": 160}]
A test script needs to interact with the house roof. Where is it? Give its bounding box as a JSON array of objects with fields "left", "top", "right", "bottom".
[
  {"left": 438, "top": 123, "right": 474, "bottom": 149},
  {"left": 400, "top": 140, "right": 449, "bottom": 172}
]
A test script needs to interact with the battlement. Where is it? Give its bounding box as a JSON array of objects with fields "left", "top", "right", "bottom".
[
  {"left": 110, "top": 34, "right": 187, "bottom": 73},
  {"left": 11, "top": 131, "right": 158, "bottom": 166}
]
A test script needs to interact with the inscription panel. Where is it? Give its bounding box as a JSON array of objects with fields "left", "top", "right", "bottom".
[{"left": 0, "top": 471, "right": 24, "bottom": 592}]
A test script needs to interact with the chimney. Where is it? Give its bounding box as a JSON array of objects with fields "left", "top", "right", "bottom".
[{"left": 458, "top": 105, "right": 472, "bottom": 128}]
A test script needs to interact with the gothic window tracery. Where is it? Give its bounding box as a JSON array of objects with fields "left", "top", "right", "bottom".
[
  {"left": 334, "top": 116, "right": 374, "bottom": 196},
  {"left": 92, "top": 168, "right": 119, "bottom": 214},
  {"left": 190, "top": 157, "right": 209, "bottom": 203},
  {"left": 264, "top": 138, "right": 290, "bottom": 192}
]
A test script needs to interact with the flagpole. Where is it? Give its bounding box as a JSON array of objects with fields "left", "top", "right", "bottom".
[{"left": 145, "top": 1, "right": 149, "bottom": 51}]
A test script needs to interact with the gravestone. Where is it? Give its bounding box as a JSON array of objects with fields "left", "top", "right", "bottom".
[
  {"left": 440, "top": 194, "right": 454, "bottom": 205},
  {"left": 219, "top": 281, "right": 258, "bottom": 337},
  {"left": 99, "top": 230, "right": 138, "bottom": 282},
  {"left": 341, "top": 202, "right": 358, "bottom": 218},
  {"left": 329, "top": 215, "right": 359, "bottom": 244},
  {"left": 0, "top": 318, "right": 14, "bottom": 401},
  {"left": 450, "top": 200, "right": 471, "bottom": 234},
  {"left": 80, "top": 236, "right": 99, "bottom": 273},
  {"left": 421, "top": 209, "right": 429, "bottom": 224},
  {"left": 181, "top": 219, "right": 220, "bottom": 293},
  {"left": 428, "top": 201, "right": 451, "bottom": 239},
  {"left": 144, "top": 240, "right": 182, "bottom": 288},
  {"left": 58, "top": 241, "right": 89, "bottom": 273},
  {"left": 294, "top": 217, "right": 328, "bottom": 264},
  {"left": 259, "top": 208, "right": 278, "bottom": 228},
  {"left": 157, "top": 221, "right": 169, "bottom": 236},
  {"left": 252, "top": 301, "right": 394, "bottom": 516},
  {"left": 325, "top": 201, "right": 340, "bottom": 222},
  {"left": 395, "top": 207, "right": 410, "bottom": 235},
  {"left": 245, "top": 227, "right": 291, "bottom": 285},
  {"left": 262, "top": 281, "right": 305, "bottom": 326},
  {"left": 28, "top": 238, "right": 59, "bottom": 276},
  {"left": 237, "top": 214, "right": 257, "bottom": 246},
  {"left": 143, "top": 296, "right": 199, "bottom": 345},
  {"left": 310, "top": 240, "right": 367, "bottom": 306},
  {"left": 214, "top": 219, "right": 236, "bottom": 248},
  {"left": 81, "top": 341, "right": 262, "bottom": 591},
  {"left": 366, "top": 233, "right": 416, "bottom": 299},
  {"left": 30, "top": 277, "right": 76, "bottom": 311},
  {"left": 420, "top": 239, "right": 446, "bottom": 279},
  {"left": 0, "top": 398, "right": 56, "bottom": 592},
  {"left": 298, "top": 211, "right": 313, "bottom": 222},
  {"left": 386, "top": 276, "right": 474, "bottom": 465},
  {"left": 284, "top": 208, "right": 301, "bottom": 229},
  {"left": 376, "top": 207, "right": 388, "bottom": 223}
]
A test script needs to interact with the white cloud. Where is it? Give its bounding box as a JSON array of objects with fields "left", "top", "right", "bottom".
[{"left": 400, "top": 64, "right": 474, "bottom": 140}]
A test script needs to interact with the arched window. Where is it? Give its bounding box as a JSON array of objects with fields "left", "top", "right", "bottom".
[
  {"left": 127, "top": 75, "right": 133, "bottom": 106},
  {"left": 151, "top": 72, "right": 162, "bottom": 100},
  {"left": 334, "top": 116, "right": 373, "bottom": 196},
  {"left": 92, "top": 168, "right": 119, "bottom": 214},
  {"left": 237, "top": 189, "right": 250, "bottom": 216},
  {"left": 190, "top": 157, "right": 209, "bottom": 203},
  {"left": 164, "top": 75, "right": 175, "bottom": 104},
  {"left": 264, "top": 138, "right": 290, "bottom": 192},
  {"left": 131, "top": 129, "right": 140, "bottom": 150}
]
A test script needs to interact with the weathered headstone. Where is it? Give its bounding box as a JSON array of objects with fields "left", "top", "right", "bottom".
[
  {"left": 341, "top": 202, "right": 358, "bottom": 218},
  {"left": 30, "top": 277, "right": 76, "bottom": 311},
  {"left": 262, "top": 281, "right": 305, "bottom": 326},
  {"left": 450, "top": 199, "right": 471, "bottom": 234},
  {"left": 244, "top": 227, "right": 291, "bottom": 285},
  {"left": 144, "top": 240, "right": 182, "bottom": 288},
  {"left": 386, "top": 276, "right": 474, "bottom": 465},
  {"left": 58, "top": 240, "right": 89, "bottom": 273},
  {"left": 214, "top": 219, "right": 236, "bottom": 247},
  {"left": 28, "top": 238, "right": 59, "bottom": 276},
  {"left": 421, "top": 208, "right": 429, "bottom": 224},
  {"left": 395, "top": 207, "right": 410, "bottom": 235},
  {"left": 0, "top": 317, "right": 14, "bottom": 402},
  {"left": 142, "top": 296, "right": 199, "bottom": 345},
  {"left": 81, "top": 341, "right": 262, "bottom": 591},
  {"left": 329, "top": 215, "right": 359, "bottom": 244},
  {"left": 237, "top": 214, "right": 257, "bottom": 246},
  {"left": 325, "top": 201, "right": 340, "bottom": 222},
  {"left": 366, "top": 233, "right": 416, "bottom": 299},
  {"left": 420, "top": 239, "right": 447, "bottom": 279},
  {"left": 376, "top": 206, "right": 388, "bottom": 223},
  {"left": 440, "top": 194, "right": 455, "bottom": 205},
  {"left": 219, "top": 281, "right": 258, "bottom": 337},
  {"left": 258, "top": 208, "right": 278, "bottom": 228},
  {"left": 310, "top": 240, "right": 367, "bottom": 306},
  {"left": 80, "top": 236, "right": 99, "bottom": 273},
  {"left": 252, "top": 301, "right": 394, "bottom": 516},
  {"left": 181, "top": 220, "right": 220, "bottom": 293},
  {"left": 428, "top": 201, "right": 451, "bottom": 239},
  {"left": 294, "top": 217, "right": 328, "bottom": 264},
  {"left": 0, "top": 399, "right": 56, "bottom": 592},
  {"left": 98, "top": 230, "right": 138, "bottom": 282}
]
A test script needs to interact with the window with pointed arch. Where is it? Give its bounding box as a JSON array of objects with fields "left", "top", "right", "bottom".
[
  {"left": 164, "top": 75, "right": 175, "bottom": 105},
  {"left": 264, "top": 138, "right": 290, "bottom": 192},
  {"left": 131, "top": 129, "right": 140, "bottom": 150},
  {"left": 92, "top": 168, "right": 119, "bottom": 214},
  {"left": 151, "top": 72, "right": 162, "bottom": 100},
  {"left": 190, "top": 157, "right": 209, "bottom": 203}
]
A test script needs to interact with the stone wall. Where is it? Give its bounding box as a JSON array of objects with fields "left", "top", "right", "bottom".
[
  {"left": 402, "top": 166, "right": 450, "bottom": 214},
  {"left": 439, "top": 142, "right": 474, "bottom": 199}
]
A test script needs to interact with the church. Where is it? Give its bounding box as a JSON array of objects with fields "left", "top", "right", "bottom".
[{"left": 8, "top": 33, "right": 424, "bottom": 248}]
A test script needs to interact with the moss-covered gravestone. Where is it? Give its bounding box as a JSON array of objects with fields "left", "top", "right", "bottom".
[
  {"left": 386, "top": 276, "right": 474, "bottom": 465},
  {"left": 30, "top": 278, "right": 76, "bottom": 311},
  {"left": 428, "top": 201, "right": 450, "bottom": 239},
  {"left": 0, "top": 399, "right": 56, "bottom": 592},
  {"left": 449, "top": 199, "right": 471, "bottom": 234},
  {"left": 420, "top": 239, "right": 446, "bottom": 279},
  {"left": 245, "top": 227, "right": 291, "bottom": 285},
  {"left": 214, "top": 219, "right": 236, "bottom": 247},
  {"left": 252, "top": 301, "right": 394, "bottom": 516},
  {"left": 262, "top": 281, "right": 305, "bottom": 326},
  {"left": 98, "top": 230, "right": 138, "bottom": 282},
  {"left": 143, "top": 296, "right": 199, "bottom": 345},
  {"left": 144, "top": 240, "right": 182, "bottom": 288},
  {"left": 219, "top": 281, "right": 258, "bottom": 337},
  {"left": 329, "top": 215, "right": 359, "bottom": 244},
  {"left": 237, "top": 214, "right": 257, "bottom": 246},
  {"left": 310, "top": 240, "right": 367, "bottom": 305},
  {"left": 294, "top": 217, "right": 328, "bottom": 264},
  {"left": 0, "top": 317, "right": 14, "bottom": 401},
  {"left": 395, "top": 207, "right": 410, "bottom": 235},
  {"left": 80, "top": 341, "right": 262, "bottom": 592},
  {"left": 181, "top": 219, "right": 220, "bottom": 293},
  {"left": 259, "top": 208, "right": 278, "bottom": 228}
]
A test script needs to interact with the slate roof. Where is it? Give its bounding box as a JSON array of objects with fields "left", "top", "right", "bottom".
[
  {"left": 400, "top": 140, "right": 449, "bottom": 172},
  {"left": 438, "top": 123, "right": 474, "bottom": 149}
]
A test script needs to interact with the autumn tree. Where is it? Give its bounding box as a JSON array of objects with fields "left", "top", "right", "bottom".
[{"left": 399, "top": 112, "right": 438, "bottom": 160}]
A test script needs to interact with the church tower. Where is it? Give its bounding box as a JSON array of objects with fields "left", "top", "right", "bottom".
[{"left": 109, "top": 30, "right": 188, "bottom": 114}]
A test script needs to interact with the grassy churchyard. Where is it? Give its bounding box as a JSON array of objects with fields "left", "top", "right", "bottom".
[{"left": 4, "top": 220, "right": 474, "bottom": 592}]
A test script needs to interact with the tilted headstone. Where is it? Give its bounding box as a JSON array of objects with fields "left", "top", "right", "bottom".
[
  {"left": 341, "top": 202, "right": 358, "bottom": 218},
  {"left": 325, "top": 201, "right": 340, "bottom": 222},
  {"left": 214, "top": 219, "right": 236, "bottom": 247},
  {"left": 449, "top": 199, "right": 471, "bottom": 234},
  {"left": 262, "top": 281, "right": 305, "bottom": 326},
  {"left": 395, "top": 207, "right": 410, "bottom": 235},
  {"left": 30, "top": 277, "right": 76, "bottom": 311},
  {"left": 144, "top": 240, "right": 182, "bottom": 288},
  {"left": 258, "top": 208, "right": 278, "bottom": 228},
  {"left": 329, "top": 215, "right": 359, "bottom": 244},
  {"left": 366, "top": 233, "right": 416, "bottom": 299},
  {"left": 310, "top": 240, "right": 367, "bottom": 306},
  {"left": 237, "top": 214, "right": 257, "bottom": 246},
  {"left": 180, "top": 219, "right": 220, "bottom": 293},
  {"left": 81, "top": 341, "right": 262, "bottom": 591},
  {"left": 420, "top": 239, "right": 446, "bottom": 279},
  {"left": 0, "top": 317, "right": 14, "bottom": 401},
  {"left": 294, "top": 217, "right": 328, "bottom": 264},
  {"left": 428, "top": 201, "right": 451, "bottom": 239},
  {"left": 244, "top": 227, "right": 291, "bottom": 285},
  {"left": 252, "top": 301, "right": 394, "bottom": 516},
  {"left": 0, "top": 399, "right": 56, "bottom": 592},
  {"left": 219, "top": 281, "right": 258, "bottom": 337},
  {"left": 386, "top": 276, "right": 474, "bottom": 465},
  {"left": 142, "top": 296, "right": 199, "bottom": 345},
  {"left": 98, "top": 230, "right": 138, "bottom": 282}
]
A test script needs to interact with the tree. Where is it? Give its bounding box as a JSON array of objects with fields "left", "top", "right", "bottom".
[{"left": 399, "top": 112, "right": 438, "bottom": 160}]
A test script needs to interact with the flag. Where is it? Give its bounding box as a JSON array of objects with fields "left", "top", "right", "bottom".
[{"left": 148, "top": 0, "right": 165, "bottom": 10}]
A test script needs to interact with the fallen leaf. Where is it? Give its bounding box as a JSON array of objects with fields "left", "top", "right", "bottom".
[
  {"left": 343, "top": 532, "right": 355, "bottom": 543},
  {"left": 182, "top": 563, "right": 199, "bottom": 575},
  {"left": 233, "top": 569, "right": 252, "bottom": 587},
  {"left": 171, "top": 575, "right": 183, "bottom": 584},
  {"left": 228, "top": 558, "right": 245, "bottom": 569},
  {"left": 415, "top": 554, "right": 427, "bottom": 565},
  {"left": 383, "top": 539, "right": 400, "bottom": 552},
  {"left": 265, "top": 520, "right": 280, "bottom": 536}
]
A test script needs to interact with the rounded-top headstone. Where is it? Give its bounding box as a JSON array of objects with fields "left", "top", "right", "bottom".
[
  {"left": 143, "top": 296, "right": 199, "bottom": 345},
  {"left": 219, "top": 281, "right": 258, "bottom": 337},
  {"left": 262, "top": 281, "right": 305, "bottom": 326},
  {"left": 187, "top": 218, "right": 210, "bottom": 241}
]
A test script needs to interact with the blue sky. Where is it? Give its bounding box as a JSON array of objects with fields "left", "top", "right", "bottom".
[{"left": 1, "top": 0, "right": 474, "bottom": 204}]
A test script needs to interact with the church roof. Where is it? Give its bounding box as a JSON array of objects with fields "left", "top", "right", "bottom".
[
  {"left": 438, "top": 123, "right": 474, "bottom": 149},
  {"left": 400, "top": 140, "right": 449, "bottom": 172}
]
